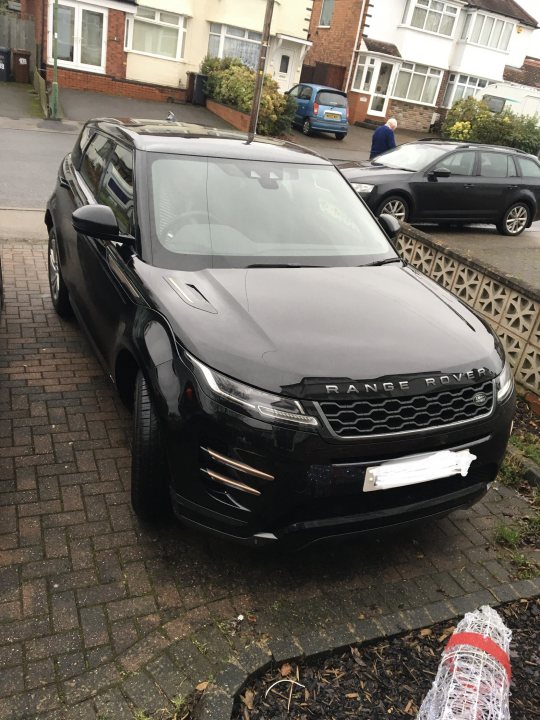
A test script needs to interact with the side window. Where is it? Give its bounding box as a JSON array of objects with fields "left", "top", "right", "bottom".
[
  {"left": 434, "top": 151, "right": 475, "bottom": 176},
  {"left": 288, "top": 85, "right": 300, "bottom": 98},
  {"left": 97, "top": 144, "right": 134, "bottom": 235},
  {"left": 72, "top": 126, "right": 93, "bottom": 169},
  {"left": 517, "top": 157, "right": 540, "bottom": 177},
  {"left": 79, "top": 134, "right": 114, "bottom": 196},
  {"left": 299, "top": 86, "right": 313, "bottom": 100},
  {"left": 479, "top": 152, "right": 512, "bottom": 178}
]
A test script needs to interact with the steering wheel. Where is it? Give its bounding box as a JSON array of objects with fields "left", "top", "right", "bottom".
[{"left": 160, "top": 210, "right": 213, "bottom": 242}]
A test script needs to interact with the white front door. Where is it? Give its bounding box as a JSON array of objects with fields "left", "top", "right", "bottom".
[
  {"left": 269, "top": 41, "right": 299, "bottom": 93},
  {"left": 368, "top": 61, "right": 395, "bottom": 115}
]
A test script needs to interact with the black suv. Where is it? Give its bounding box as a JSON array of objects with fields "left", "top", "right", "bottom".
[
  {"left": 340, "top": 140, "right": 540, "bottom": 235},
  {"left": 46, "top": 120, "right": 515, "bottom": 547}
]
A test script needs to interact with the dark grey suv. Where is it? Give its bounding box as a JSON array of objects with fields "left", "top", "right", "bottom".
[{"left": 340, "top": 140, "right": 540, "bottom": 236}]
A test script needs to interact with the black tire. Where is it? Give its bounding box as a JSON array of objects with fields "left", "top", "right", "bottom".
[
  {"left": 377, "top": 196, "right": 410, "bottom": 223},
  {"left": 47, "top": 227, "right": 72, "bottom": 318},
  {"left": 335, "top": 132, "right": 347, "bottom": 141},
  {"left": 131, "top": 371, "right": 171, "bottom": 521},
  {"left": 496, "top": 202, "right": 530, "bottom": 236},
  {"left": 302, "top": 119, "right": 312, "bottom": 136}
]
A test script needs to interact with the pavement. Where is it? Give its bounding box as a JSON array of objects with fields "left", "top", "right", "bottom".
[{"left": 0, "top": 82, "right": 540, "bottom": 719}]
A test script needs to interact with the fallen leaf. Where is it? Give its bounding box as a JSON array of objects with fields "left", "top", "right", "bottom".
[
  {"left": 420, "top": 628, "right": 432, "bottom": 637},
  {"left": 195, "top": 681, "right": 208, "bottom": 692},
  {"left": 405, "top": 699, "right": 413, "bottom": 713},
  {"left": 280, "top": 662, "right": 293, "bottom": 677},
  {"left": 346, "top": 692, "right": 359, "bottom": 699},
  {"left": 241, "top": 689, "right": 255, "bottom": 710}
]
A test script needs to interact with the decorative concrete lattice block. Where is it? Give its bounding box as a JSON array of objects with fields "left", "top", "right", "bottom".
[
  {"left": 495, "top": 328, "right": 527, "bottom": 370},
  {"left": 396, "top": 234, "right": 416, "bottom": 263},
  {"left": 431, "top": 252, "right": 458, "bottom": 290},
  {"left": 502, "top": 293, "right": 539, "bottom": 341},
  {"left": 530, "top": 311, "right": 540, "bottom": 348},
  {"left": 410, "top": 241, "right": 436, "bottom": 275},
  {"left": 475, "top": 277, "right": 511, "bottom": 324},
  {"left": 516, "top": 346, "right": 540, "bottom": 392},
  {"left": 451, "top": 264, "right": 483, "bottom": 306}
]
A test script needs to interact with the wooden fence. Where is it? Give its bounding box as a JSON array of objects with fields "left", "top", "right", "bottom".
[{"left": 0, "top": 14, "right": 35, "bottom": 74}]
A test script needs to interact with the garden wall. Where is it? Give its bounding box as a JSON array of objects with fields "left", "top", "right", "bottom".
[{"left": 397, "top": 224, "right": 540, "bottom": 396}]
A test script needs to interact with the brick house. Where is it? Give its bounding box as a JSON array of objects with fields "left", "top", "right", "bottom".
[
  {"left": 19, "top": 0, "right": 311, "bottom": 103},
  {"left": 302, "top": 0, "right": 539, "bottom": 131}
]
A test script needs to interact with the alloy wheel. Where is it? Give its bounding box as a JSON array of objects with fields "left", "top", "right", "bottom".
[
  {"left": 505, "top": 205, "right": 528, "bottom": 235},
  {"left": 380, "top": 198, "right": 407, "bottom": 222},
  {"left": 48, "top": 233, "right": 60, "bottom": 302}
]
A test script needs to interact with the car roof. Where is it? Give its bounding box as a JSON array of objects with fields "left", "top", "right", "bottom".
[
  {"left": 299, "top": 83, "right": 347, "bottom": 94},
  {"left": 86, "top": 118, "right": 332, "bottom": 164},
  {"left": 413, "top": 139, "right": 532, "bottom": 156}
]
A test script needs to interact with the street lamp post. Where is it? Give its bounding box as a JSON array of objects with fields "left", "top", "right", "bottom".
[
  {"left": 248, "top": 0, "right": 275, "bottom": 141},
  {"left": 49, "top": 0, "right": 60, "bottom": 119}
]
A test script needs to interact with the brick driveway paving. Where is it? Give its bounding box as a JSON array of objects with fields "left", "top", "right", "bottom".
[{"left": 0, "top": 240, "right": 539, "bottom": 719}]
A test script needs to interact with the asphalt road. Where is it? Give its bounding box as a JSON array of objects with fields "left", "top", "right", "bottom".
[{"left": 0, "top": 122, "right": 78, "bottom": 208}]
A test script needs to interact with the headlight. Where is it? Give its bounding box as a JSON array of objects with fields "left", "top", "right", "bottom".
[
  {"left": 496, "top": 360, "right": 513, "bottom": 402},
  {"left": 184, "top": 352, "right": 318, "bottom": 428},
  {"left": 351, "top": 182, "right": 375, "bottom": 194}
]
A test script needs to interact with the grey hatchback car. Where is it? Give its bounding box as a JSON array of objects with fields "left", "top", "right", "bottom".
[{"left": 340, "top": 140, "right": 540, "bottom": 235}]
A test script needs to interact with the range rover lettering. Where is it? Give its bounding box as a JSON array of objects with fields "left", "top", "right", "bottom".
[{"left": 46, "top": 120, "right": 515, "bottom": 547}]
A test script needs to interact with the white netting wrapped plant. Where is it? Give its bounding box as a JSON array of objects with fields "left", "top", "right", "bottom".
[{"left": 417, "top": 606, "right": 512, "bottom": 720}]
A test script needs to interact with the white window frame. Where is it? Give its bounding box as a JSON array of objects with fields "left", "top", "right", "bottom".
[
  {"left": 319, "top": 0, "right": 335, "bottom": 27},
  {"left": 392, "top": 62, "right": 443, "bottom": 106},
  {"left": 125, "top": 7, "right": 187, "bottom": 61},
  {"left": 462, "top": 11, "right": 514, "bottom": 51},
  {"left": 402, "top": 0, "right": 460, "bottom": 38},
  {"left": 442, "top": 73, "right": 489, "bottom": 108},
  {"left": 47, "top": 0, "right": 108, "bottom": 73},
  {"left": 207, "top": 24, "right": 262, "bottom": 69}
]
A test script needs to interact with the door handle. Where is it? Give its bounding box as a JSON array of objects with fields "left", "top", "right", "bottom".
[
  {"left": 506, "top": 185, "right": 518, "bottom": 189},
  {"left": 463, "top": 184, "right": 474, "bottom": 188}
]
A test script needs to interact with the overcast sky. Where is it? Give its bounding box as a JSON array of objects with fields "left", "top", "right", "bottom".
[{"left": 514, "top": 0, "right": 540, "bottom": 59}]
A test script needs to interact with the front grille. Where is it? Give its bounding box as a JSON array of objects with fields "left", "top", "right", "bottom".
[{"left": 318, "top": 380, "right": 494, "bottom": 438}]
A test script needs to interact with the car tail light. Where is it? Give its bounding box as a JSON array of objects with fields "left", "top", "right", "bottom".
[
  {"left": 346, "top": 106, "right": 349, "bottom": 121},
  {"left": 313, "top": 101, "right": 319, "bottom": 116}
]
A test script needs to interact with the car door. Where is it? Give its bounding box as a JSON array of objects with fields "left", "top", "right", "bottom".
[
  {"left": 475, "top": 151, "right": 519, "bottom": 221},
  {"left": 295, "top": 85, "right": 314, "bottom": 122},
  {"left": 76, "top": 142, "right": 137, "bottom": 366},
  {"left": 413, "top": 150, "right": 478, "bottom": 220},
  {"left": 515, "top": 155, "right": 540, "bottom": 217}
]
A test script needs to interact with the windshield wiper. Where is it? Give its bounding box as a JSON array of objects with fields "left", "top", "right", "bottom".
[
  {"left": 246, "top": 263, "right": 322, "bottom": 268},
  {"left": 363, "top": 257, "right": 402, "bottom": 267}
]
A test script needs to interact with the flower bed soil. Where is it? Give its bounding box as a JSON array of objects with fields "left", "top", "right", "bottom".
[{"left": 232, "top": 598, "right": 539, "bottom": 720}]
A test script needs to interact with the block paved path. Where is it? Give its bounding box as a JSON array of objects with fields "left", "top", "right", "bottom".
[{"left": 0, "top": 240, "right": 539, "bottom": 720}]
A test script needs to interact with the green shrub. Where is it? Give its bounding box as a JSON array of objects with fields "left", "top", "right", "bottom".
[
  {"left": 442, "top": 96, "right": 540, "bottom": 154},
  {"left": 200, "top": 56, "right": 295, "bottom": 137}
]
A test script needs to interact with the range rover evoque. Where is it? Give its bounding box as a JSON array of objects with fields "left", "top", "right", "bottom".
[{"left": 46, "top": 119, "right": 515, "bottom": 547}]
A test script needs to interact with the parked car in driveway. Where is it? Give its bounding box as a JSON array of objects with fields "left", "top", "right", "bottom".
[
  {"left": 286, "top": 83, "right": 349, "bottom": 140},
  {"left": 45, "top": 119, "right": 514, "bottom": 548},
  {"left": 340, "top": 140, "right": 540, "bottom": 235}
]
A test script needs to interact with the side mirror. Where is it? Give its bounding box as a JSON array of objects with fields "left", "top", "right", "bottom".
[
  {"left": 72, "top": 205, "right": 120, "bottom": 241},
  {"left": 378, "top": 213, "right": 401, "bottom": 240},
  {"left": 428, "top": 169, "right": 451, "bottom": 181}
]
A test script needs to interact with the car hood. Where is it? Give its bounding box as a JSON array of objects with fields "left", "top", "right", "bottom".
[
  {"left": 136, "top": 262, "right": 502, "bottom": 398},
  {"left": 339, "top": 162, "right": 415, "bottom": 184}
]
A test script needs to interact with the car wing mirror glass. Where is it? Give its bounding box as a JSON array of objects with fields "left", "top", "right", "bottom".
[
  {"left": 378, "top": 213, "right": 401, "bottom": 239},
  {"left": 72, "top": 204, "right": 122, "bottom": 242}
]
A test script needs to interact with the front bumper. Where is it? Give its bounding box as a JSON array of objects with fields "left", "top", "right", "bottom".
[{"left": 163, "top": 389, "right": 515, "bottom": 548}]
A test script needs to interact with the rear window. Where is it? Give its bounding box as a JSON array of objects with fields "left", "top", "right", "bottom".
[{"left": 316, "top": 91, "right": 347, "bottom": 107}]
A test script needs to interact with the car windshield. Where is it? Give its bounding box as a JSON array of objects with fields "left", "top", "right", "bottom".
[
  {"left": 372, "top": 144, "right": 450, "bottom": 171},
  {"left": 146, "top": 154, "right": 396, "bottom": 270}
]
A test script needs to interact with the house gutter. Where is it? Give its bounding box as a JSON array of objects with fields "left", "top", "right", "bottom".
[{"left": 344, "top": 0, "right": 368, "bottom": 92}]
